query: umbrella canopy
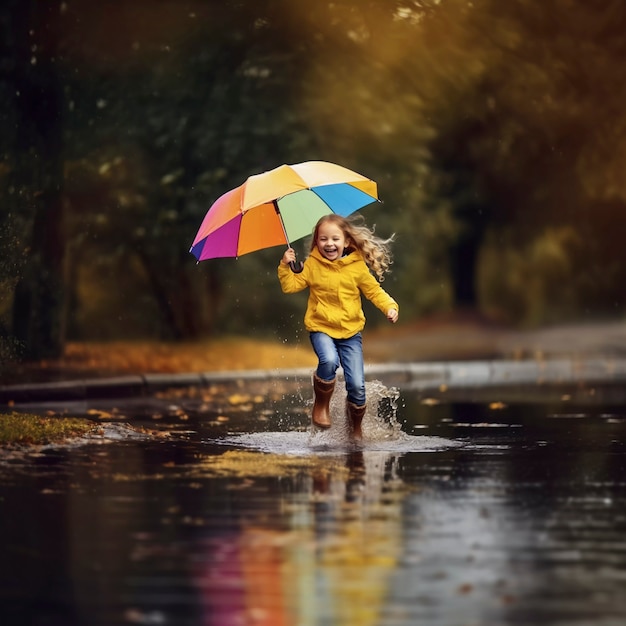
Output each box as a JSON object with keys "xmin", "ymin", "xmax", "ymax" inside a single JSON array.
[{"xmin": 190, "ymin": 161, "xmax": 379, "ymax": 261}]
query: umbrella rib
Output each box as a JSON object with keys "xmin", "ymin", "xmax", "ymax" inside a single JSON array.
[
  {"xmin": 308, "ymin": 187, "xmax": 333, "ymax": 212},
  {"xmin": 273, "ymin": 199, "xmax": 291, "ymax": 248}
]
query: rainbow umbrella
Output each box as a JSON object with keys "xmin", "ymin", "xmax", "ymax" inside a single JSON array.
[{"xmin": 190, "ymin": 161, "xmax": 379, "ymax": 268}]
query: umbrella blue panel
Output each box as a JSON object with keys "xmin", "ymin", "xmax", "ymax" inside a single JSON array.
[
  {"xmin": 312, "ymin": 183, "xmax": 377, "ymax": 216},
  {"xmin": 189, "ymin": 239, "xmax": 205, "ymax": 261}
]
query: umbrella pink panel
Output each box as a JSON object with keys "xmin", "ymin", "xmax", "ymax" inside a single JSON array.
[
  {"xmin": 192, "ymin": 185, "xmax": 244, "ymax": 246},
  {"xmin": 190, "ymin": 216, "xmax": 242, "ymax": 260}
]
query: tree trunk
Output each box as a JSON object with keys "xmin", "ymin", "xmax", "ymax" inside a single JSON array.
[
  {"xmin": 135, "ymin": 249, "xmax": 222, "ymax": 340},
  {"xmin": 10, "ymin": 0, "xmax": 67, "ymax": 359},
  {"xmin": 448, "ymin": 206, "xmax": 488, "ymax": 310},
  {"xmin": 449, "ymin": 232, "xmax": 480, "ymax": 308}
]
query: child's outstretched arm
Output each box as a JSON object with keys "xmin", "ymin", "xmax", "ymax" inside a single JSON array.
[{"xmin": 357, "ymin": 269, "xmax": 399, "ymax": 323}]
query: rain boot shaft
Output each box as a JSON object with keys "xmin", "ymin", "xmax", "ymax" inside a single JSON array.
[
  {"xmin": 312, "ymin": 374, "xmax": 335, "ymax": 429},
  {"xmin": 347, "ymin": 401, "xmax": 366, "ymax": 440}
]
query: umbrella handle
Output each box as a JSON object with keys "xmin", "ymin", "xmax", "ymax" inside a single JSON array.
[{"xmin": 289, "ymin": 260, "xmax": 304, "ymax": 273}]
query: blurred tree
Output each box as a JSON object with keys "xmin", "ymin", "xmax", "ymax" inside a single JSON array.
[
  {"xmin": 5, "ymin": 0, "xmax": 67, "ymax": 358},
  {"xmin": 60, "ymin": 0, "xmax": 333, "ymax": 340},
  {"xmin": 416, "ymin": 0, "xmax": 626, "ymax": 319}
]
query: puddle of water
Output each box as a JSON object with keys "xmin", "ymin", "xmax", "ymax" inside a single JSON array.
[{"xmin": 2, "ymin": 380, "xmax": 626, "ymax": 625}]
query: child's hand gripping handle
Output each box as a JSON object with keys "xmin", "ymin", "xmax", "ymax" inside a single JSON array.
[{"xmin": 282, "ymin": 248, "xmax": 304, "ymax": 273}]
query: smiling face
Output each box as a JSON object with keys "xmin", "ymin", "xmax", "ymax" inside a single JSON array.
[{"xmin": 315, "ymin": 219, "xmax": 349, "ymax": 261}]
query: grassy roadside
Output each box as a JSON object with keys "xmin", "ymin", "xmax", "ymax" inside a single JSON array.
[
  {"xmin": 0, "ymin": 337, "xmax": 317, "ymax": 449},
  {"xmin": 0, "ymin": 412, "xmax": 96, "ymax": 447}
]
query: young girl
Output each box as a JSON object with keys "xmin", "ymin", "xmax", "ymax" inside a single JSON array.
[{"xmin": 278, "ymin": 214, "xmax": 399, "ymax": 440}]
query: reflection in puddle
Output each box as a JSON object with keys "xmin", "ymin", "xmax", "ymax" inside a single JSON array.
[
  {"xmin": 194, "ymin": 448, "xmax": 408, "ymax": 626},
  {"xmin": 202, "ymin": 449, "xmax": 350, "ymax": 479}
]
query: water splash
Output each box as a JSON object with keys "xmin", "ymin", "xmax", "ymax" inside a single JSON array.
[
  {"xmin": 308, "ymin": 379, "xmax": 403, "ymax": 448},
  {"xmin": 218, "ymin": 380, "xmax": 459, "ymax": 453}
]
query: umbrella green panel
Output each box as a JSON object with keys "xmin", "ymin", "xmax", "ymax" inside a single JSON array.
[
  {"xmin": 279, "ymin": 190, "xmax": 332, "ymax": 243},
  {"xmin": 278, "ymin": 184, "xmax": 379, "ymax": 244}
]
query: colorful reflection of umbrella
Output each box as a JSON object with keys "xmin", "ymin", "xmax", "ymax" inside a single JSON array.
[{"xmin": 189, "ymin": 161, "xmax": 379, "ymax": 265}]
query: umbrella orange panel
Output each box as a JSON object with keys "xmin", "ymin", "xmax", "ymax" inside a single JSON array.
[{"xmin": 237, "ymin": 202, "xmax": 287, "ymax": 256}]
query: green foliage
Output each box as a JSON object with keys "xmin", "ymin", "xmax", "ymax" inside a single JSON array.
[{"xmin": 403, "ymin": 0, "xmax": 626, "ymax": 321}]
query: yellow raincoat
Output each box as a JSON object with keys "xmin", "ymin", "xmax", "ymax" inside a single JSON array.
[{"xmin": 277, "ymin": 247, "xmax": 398, "ymax": 339}]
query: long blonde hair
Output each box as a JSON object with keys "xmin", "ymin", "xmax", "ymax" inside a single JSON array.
[{"xmin": 310, "ymin": 214, "xmax": 394, "ymax": 282}]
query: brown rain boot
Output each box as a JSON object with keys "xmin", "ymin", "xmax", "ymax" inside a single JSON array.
[
  {"xmin": 347, "ymin": 401, "xmax": 367, "ymax": 440},
  {"xmin": 312, "ymin": 374, "xmax": 335, "ymax": 429}
]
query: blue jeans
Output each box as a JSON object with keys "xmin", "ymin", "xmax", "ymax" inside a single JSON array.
[{"xmin": 309, "ymin": 332, "xmax": 366, "ymax": 406}]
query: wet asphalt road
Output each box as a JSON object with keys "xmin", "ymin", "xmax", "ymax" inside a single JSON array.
[{"xmin": 1, "ymin": 375, "xmax": 626, "ymax": 626}]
